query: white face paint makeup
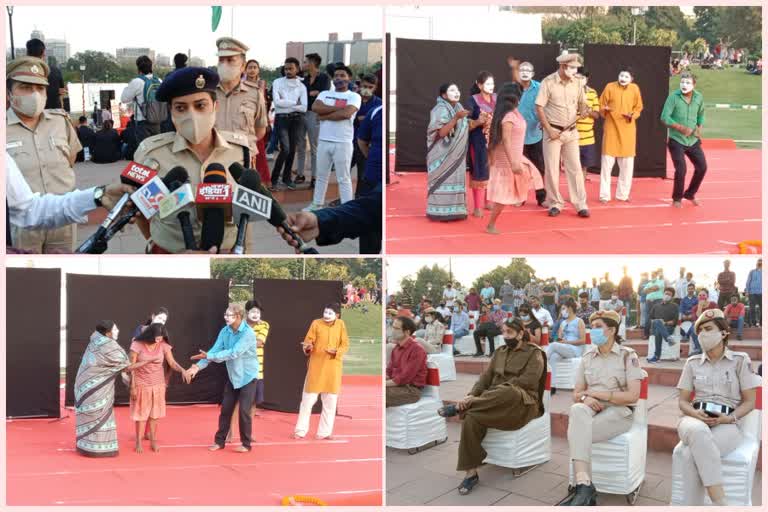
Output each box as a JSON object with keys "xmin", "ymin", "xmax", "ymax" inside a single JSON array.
[
  {"xmin": 247, "ymin": 308, "xmax": 261, "ymax": 323},
  {"xmin": 323, "ymin": 308, "xmax": 337, "ymax": 322},
  {"xmin": 519, "ymin": 66, "xmax": 534, "ymax": 81},
  {"xmin": 618, "ymin": 71, "xmax": 633, "ymax": 86},
  {"xmin": 564, "ymin": 65, "xmax": 579, "ymax": 78},
  {"xmin": 152, "ymin": 313, "xmax": 167, "ymax": 325},
  {"xmin": 446, "ymin": 85, "xmax": 460, "ymax": 102},
  {"xmin": 680, "ymin": 78, "xmax": 694, "ymax": 94},
  {"xmin": 110, "ymin": 326, "xmax": 120, "ymax": 340},
  {"xmin": 482, "ymin": 78, "xmax": 495, "ymax": 94}
]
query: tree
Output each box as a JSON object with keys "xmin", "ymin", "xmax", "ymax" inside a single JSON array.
[
  {"xmin": 693, "ymin": 7, "xmax": 719, "ymax": 45},
  {"xmin": 640, "ymin": 28, "xmax": 679, "ymax": 48},
  {"xmin": 472, "ymin": 258, "xmax": 536, "ymax": 292},
  {"xmin": 716, "ymin": 7, "xmax": 761, "ymax": 53},
  {"xmin": 645, "ymin": 6, "xmax": 689, "ymax": 39},
  {"xmin": 396, "ymin": 264, "xmax": 451, "ymax": 306},
  {"xmin": 681, "ymin": 38, "xmax": 709, "ymax": 59}
]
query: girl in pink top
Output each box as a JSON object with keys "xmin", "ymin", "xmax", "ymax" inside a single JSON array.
[
  {"xmin": 129, "ymin": 323, "xmax": 187, "ymax": 453},
  {"xmin": 486, "ymin": 82, "xmax": 545, "ymax": 234}
]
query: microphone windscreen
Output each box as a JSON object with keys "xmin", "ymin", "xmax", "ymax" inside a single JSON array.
[
  {"xmin": 203, "ymin": 163, "xmax": 227, "ymax": 183},
  {"xmin": 165, "ymin": 166, "xmax": 190, "ymax": 186},
  {"xmin": 228, "ymin": 162, "xmax": 246, "ymax": 184},
  {"xmin": 238, "ymin": 170, "xmax": 262, "ymax": 191}
]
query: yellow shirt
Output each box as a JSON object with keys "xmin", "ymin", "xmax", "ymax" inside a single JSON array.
[
  {"xmin": 576, "ymin": 87, "xmax": 599, "ymax": 146},
  {"xmin": 599, "ymin": 82, "xmax": 643, "ymax": 157},
  {"xmin": 250, "ymin": 320, "xmax": 270, "ymax": 380},
  {"xmin": 304, "ymin": 318, "xmax": 350, "ymax": 394}
]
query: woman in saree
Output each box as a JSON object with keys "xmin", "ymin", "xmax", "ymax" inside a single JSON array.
[
  {"xmin": 467, "ymin": 71, "xmax": 496, "ymax": 217},
  {"xmin": 427, "ymin": 83, "xmax": 487, "ymax": 221},
  {"xmin": 485, "ymin": 82, "xmax": 545, "ymax": 234},
  {"xmin": 74, "ymin": 320, "xmax": 148, "ymax": 457}
]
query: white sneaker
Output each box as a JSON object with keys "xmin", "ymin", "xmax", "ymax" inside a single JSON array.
[{"xmin": 302, "ymin": 203, "xmax": 323, "ymax": 212}]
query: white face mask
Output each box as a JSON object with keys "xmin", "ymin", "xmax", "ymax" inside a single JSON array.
[
  {"xmin": 680, "ymin": 79, "xmax": 694, "ymax": 94},
  {"xmin": 561, "ymin": 308, "xmax": 568, "ymax": 316},
  {"xmin": 152, "ymin": 313, "xmax": 167, "ymax": 325},
  {"xmin": 12, "ymin": 91, "xmax": 46, "ymax": 118},
  {"xmin": 425, "ymin": 316, "xmax": 433, "ymax": 324},
  {"xmin": 698, "ymin": 329, "xmax": 724, "ymax": 351},
  {"xmin": 482, "ymin": 78, "xmax": 495, "ymax": 94},
  {"xmin": 618, "ymin": 72, "xmax": 633, "ymax": 86},
  {"xmin": 217, "ymin": 62, "xmax": 242, "ymax": 82},
  {"xmin": 519, "ymin": 67, "xmax": 534, "ymax": 81},
  {"xmin": 247, "ymin": 309, "xmax": 261, "ymax": 323},
  {"xmin": 564, "ymin": 65, "xmax": 578, "ymax": 78},
  {"xmin": 323, "ymin": 309, "xmax": 337, "ymax": 322},
  {"xmin": 446, "ymin": 85, "xmax": 460, "ymax": 102},
  {"xmin": 173, "ymin": 111, "xmax": 216, "ymax": 144}
]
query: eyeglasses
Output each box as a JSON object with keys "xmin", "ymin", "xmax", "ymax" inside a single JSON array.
[{"xmin": 223, "ymin": 313, "xmax": 236, "ymax": 319}]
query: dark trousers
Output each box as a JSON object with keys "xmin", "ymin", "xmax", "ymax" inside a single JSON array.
[
  {"xmin": 474, "ymin": 323, "xmax": 501, "ymax": 355},
  {"xmin": 668, "ymin": 138, "xmax": 707, "ymax": 202},
  {"xmin": 136, "ymin": 120, "xmax": 160, "ymax": 145},
  {"xmin": 644, "ymin": 299, "xmax": 661, "ymax": 338},
  {"xmin": 524, "ymin": 140, "xmax": 545, "ymax": 177},
  {"xmin": 718, "ymin": 291, "xmax": 737, "ymax": 310},
  {"xmin": 352, "ymin": 141, "xmax": 367, "ymax": 195},
  {"xmin": 652, "ymin": 320, "xmax": 675, "ymax": 358},
  {"xmin": 215, "ymin": 378, "xmax": 258, "ymax": 449},
  {"xmin": 748, "ymin": 294, "xmax": 762, "ymax": 326},
  {"xmin": 272, "ymin": 113, "xmax": 304, "ymax": 185}
]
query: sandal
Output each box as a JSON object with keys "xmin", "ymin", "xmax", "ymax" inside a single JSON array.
[
  {"xmin": 437, "ymin": 404, "xmax": 459, "ymax": 418},
  {"xmin": 458, "ymin": 474, "xmax": 479, "ymax": 495}
]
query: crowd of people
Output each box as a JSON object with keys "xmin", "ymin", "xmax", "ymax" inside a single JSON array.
[
  {"xmin": 385, "ymin": 287, "xmax": 762, "ymax": 505},
  {"xmin": 74, "ymin": 301, "xmax": 349, "ymax": 456},
  {"xmin": 6, "ymin": 36, "xmax": 382, "ymax": 254},
  {"xmin": 425, "ymin": 50, "xmax": 713, "ymax": 233}
]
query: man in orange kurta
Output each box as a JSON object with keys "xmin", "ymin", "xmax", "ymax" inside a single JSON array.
[
  {"xmin": 294, "ymin": 303, "xmax": 350, "ymax": 439},
  {"xmin": 598, "ymin": 67, "xmax": 643, "ymax": 203}
]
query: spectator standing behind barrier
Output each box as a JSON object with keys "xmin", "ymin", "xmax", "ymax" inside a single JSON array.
[
  {"xmin": 717, "ymin": 260, "xmax": 737, "ymax": 309},
  {"xmin": 642, "ymin": 271, "xmax": 665, "ymax": 339},
  {"xmin": 296, "ymin": 53, "xmax": 331, "ymax": 187},
  {"xmin": 745, "ymin": 259, "xmax": 762, "ymax": 327},
  {"xmin": 386, "ymin": 316, "xmax": 428, "ymax": 408},
  {"xmin": 675, "ymin": 309, "xmax": 760, "ymax": 506}
]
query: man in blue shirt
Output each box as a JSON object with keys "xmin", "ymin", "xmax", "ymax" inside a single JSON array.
[
  {"xmin": 679, "ymin": 282, "xmax": 698, "ymax": 344},
  {"xmin": 353, "ymin": 74, "xmax": 382, "ymax": 193},
  {"xmin": 450, "ymin": 301, "xmax": 471, "ymax": 341},
  {"xmin": 188, "ymin": 304, "xmax": 259, "ymax": 453},
  {"xmin": 745, "ymin": 258, "xmax": 762, "ymax": 327},
  {"xmin": 518, "ymin": 61, "xmax": 546, "ymax": 206}
]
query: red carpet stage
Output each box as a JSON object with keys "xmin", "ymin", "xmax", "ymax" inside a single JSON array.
[
  {"xmin": 386, "ymin": 142, "xmax": 761, "ymax": 254},
  {"xmin": 6, "ymin": 376, "xmax": 382, "ymax": 506}
]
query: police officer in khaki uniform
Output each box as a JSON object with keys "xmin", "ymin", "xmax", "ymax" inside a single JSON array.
[
  {"xmin": 535, "ymin": 52, "xmax": 590, "ymax": 218},
  {"xmin": 6, "ymin": 57, "xmax": 83, "ymax": 253},
  {"xmin": 675, "ymin": 308, "xmax": 760, "ymax": 506},
  {"xmin": 437, "ymin": 318, "xmax": 546, "ymax": 496},
  {"xmin": 214, "ymin": 37, "xmax": 267, "ymax": 170},
  {"xmin": 561, "ymin": 310, "xmax": 645, "ymax": 506},
  {"xmin": 133, "ymin": 67, "xmax": 250, "ymax": 254}
]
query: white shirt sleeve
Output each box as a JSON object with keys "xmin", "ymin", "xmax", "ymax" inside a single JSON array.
[
  {"xmin": 272, "ymin": 79, "xmax": 296, "ymax": 109},
  {"xmin": 120, "ymin": 77, "xmax": 144, "ymax": 105},
  {"xmin": 294, "ymin": 83, "xmax": 308, "ymax": 113},
  {"xmin": 7, "ymin": 152, "xmax": 95, "ymax": 230},
  {"xmin": 348, "ymin": 92, "xmax": 362, "ymax": 112}
]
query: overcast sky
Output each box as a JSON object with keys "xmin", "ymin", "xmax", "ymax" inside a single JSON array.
[{"xmin": 5, "ymin": 5, "xmax": 383, "ymax": 67}]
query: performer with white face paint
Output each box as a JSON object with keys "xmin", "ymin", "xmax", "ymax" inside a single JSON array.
[
  {"xmin": 598, "ymin": 66, "xmax": 644, "ymax": 203},
  {"xmin": 660, "ymin": 72, "xmax": 708, "ymax": 208},
  {"xmin": 294, "ymin": 303, "xmax": 350, "ymax": 439},
  {"xmin": 467, "ymin": 71, "xmax": 496, "ymax": 217}
]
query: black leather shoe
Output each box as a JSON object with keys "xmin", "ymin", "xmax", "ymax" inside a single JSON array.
[
  {"xmin": 569, "ymin": 483, "xmax": 597, "ymax": 506},
  {"xmin": 548, "ymin": 207, "xmax": 561, "ymax": 217},
  {"xmin": 536, "ymin": 189, "xmax": 547, "ymax": 206},
  {"xmin": 551, "ymin": 386, "xmax": 557, "ymax": 396},
  {"xmin": 577, "ymin": 209, "xmax": 590, "ymax": 218}
]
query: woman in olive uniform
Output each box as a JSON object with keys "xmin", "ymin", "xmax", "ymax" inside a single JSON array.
[
  {"xmin": 560, "ymin": 310, "xmax": 644, "ymax": 506},
  {"xmin": 675, "ymin": 308, "xmax": 760, "ymax": 505}
]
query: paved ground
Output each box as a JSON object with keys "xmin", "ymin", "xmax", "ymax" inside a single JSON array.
[
  {"xmin": 73, "ymin": 160, "xmax": 359, "ymax": 254},
  {"xmin": 386, "ymin": 423, "xmax": 762, "ymax": 506}
]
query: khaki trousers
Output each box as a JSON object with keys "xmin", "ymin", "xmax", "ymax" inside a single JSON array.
[
  {"xmin": 386, "ymin": 385, "xmax": 422, "ymax": 408},
  {"xmin": 567, "ymin": 403, "xmax": 634, "ymax": 463},
  {"xmin": 12, "ymin": 224, "xmax": 76, "ymax": 253},
  {"xmin": 543, "ymin": 129, "xmax": 587, "ymax": 211},
  {"xmin": 676, "ymin": 416, "xmax": 744, "ymax": 505}
]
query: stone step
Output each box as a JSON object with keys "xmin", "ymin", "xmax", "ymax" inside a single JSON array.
[
  {"xmin": 439, "ymin": 373, "xmax": 762, "ymax": 469},
  {"xmin": 625, "ymin": 339, "xmax": 762, "ymax": 360},
  {"xmin": 625, "ymin": 327, "xmax": 762, "ymax": 341}
]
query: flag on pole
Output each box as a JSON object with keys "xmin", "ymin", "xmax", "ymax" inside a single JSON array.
[{"xmin": 211, "ymin": 6, "xmax": 222, "ymax": 32}]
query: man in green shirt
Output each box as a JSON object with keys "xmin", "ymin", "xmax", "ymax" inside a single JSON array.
[
  {"xmin": 660, "ymin": 73, "xmax": 707, "ymax": 208},
  {"xmin": 642, "ymin": 271, "xmax": 666, "ymax": 339}
]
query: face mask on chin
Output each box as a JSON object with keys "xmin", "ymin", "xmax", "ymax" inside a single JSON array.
[
  {"xmin": 698, "ymin": 329, "xmax": 724, "ymax": 351},
  {"xmin": 173, "ymin": 111, "xmax": 216, "ymax": 144},
  {"xmin": 12, "ymin": 91, "xmax": 46, "ymax": 118}
]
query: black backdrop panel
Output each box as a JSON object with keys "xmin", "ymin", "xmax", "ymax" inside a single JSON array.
[
  {"xmin": 395, "ymin": 38, "xmax": 560, "ymax": 171},
  {"xmin": 256, "ymin": 278, "xmax": 343, "ymax": 413},
  {"xmin": 7, "ymin": 268, "xmax": 61, "ymax": 418},
  {"xmin": 65, "ymin": 274, "xmax": 229, "ymax": 406},
  {"xmin": 584, "ymin": 44, "xmax": 670, "ymax": 178}
]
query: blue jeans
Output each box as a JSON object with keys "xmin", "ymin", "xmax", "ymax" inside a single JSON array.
[
  {"xmin": 266, "ymin": 116, "xmax": 280, "ymax": 153},
  {"xmin": 651, "ymin": 319, "xmax": 674, "ymax": 358},
  {"xmin": 501, "ymin": 304, "xmax": 513, "ymax": 312},
  {"xmin": 729, "ymin": 318, "xmax": 744, "ymax": 338},
  {"xmin": 453, "ymin": 327, "xmax": 470, "ymax": 339},
  {"xmin": 685, "ymin": 324, "xmax": 702, "ymax": 353}
]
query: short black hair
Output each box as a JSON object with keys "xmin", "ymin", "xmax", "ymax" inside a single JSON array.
[
  {"xmin": 95, "ymin": 320, "xmax": 116, "ymax": 336},
  {"xmin": 26, "ymin": 38, "xmax": 45, "ymax": 58},
  {"xmin": 173, "ymin": 53, "xmax": 188, "ymax": 69},
  {"xmin": 246, "ymin": 59, "xmax": 260, "ymax": 69},
  {"xmin": 324, "ymin": 302, "xmax": 341, "ymax": 316},
  {"xmin": 136, "ymin": 55, "xmax": 153, "ymax": 75},
  {"xmin": 396, "ymin": 316, "xmax": 417, "ymax": 336},
  {"xmin": 476, "ymin": 70, "xmax": 493, "ymax": 85},
  {"xmin": 438, "ymin": 83, "xmax": 455, "ymax": 96},
  {"xmin": 78, "ymin": 116, "xmax": 88, "ymax": 123},
  {"xmin": 305, "ymin": 53, "xmax": 322, "ymax": 67},
  {"xmin": 361, "ymin": 73, "xmax": 378, "ymax": 85},
  {"xmin": 618, "ymin": 64, "xmax": 634, "ymax": 77},
  {"xmin": 664, "ymin": 287, "xmax": 676, "ymax": 296},
  {"xmin": 245, "ymin": 299, "xmax": 262, "ymax": 312},
  {"xmin": 284, "ymin": 57, "xmax": 300, "ymax": 68},
  {"xmin": 578, "ymin": 291, "xmax": 589, "ymax": 299},
  {"xmin": 333, "ymin": 65, "xmax": 352, "ymax": 78}
]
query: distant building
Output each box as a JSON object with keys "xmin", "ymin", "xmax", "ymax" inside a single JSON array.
[
  {"xmin": 156, "ymin": 54, "xmax": 171, "ymax": 67},
  {"xmin": 189, "ymin": 56, "xmax": 206, "ymax": 67},
  {"xmin": 286, "ymin": 32, "xmax": 382, "ymax": 68},
  {"xmin": 45, "ymin": 39, "xmax": 70, "ymax": 65},
  {"xmin": 116, "ymin": 47, "xmax": 156, "ymax": 65}
]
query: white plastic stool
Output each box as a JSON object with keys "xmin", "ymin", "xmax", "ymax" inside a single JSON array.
[
  {"xmin": 483, "ymin": 369, "xmax": 552, "ymax": 469},
  {"xmin": 386, "ymin": 364, "xmax": 448, "ymax": 454},
  {"xmin": 670, "ymin": 385, "xmax": 762, "ymax": 505},
  {"xmin": 569, "ymin": 373, "xmax": 649, "ymax": 505},
  {"xmin": 427, "ymin": 331, "xmax": 456, "ymax": 381},
  {"xmin": 552, "ymin": 332, "xmax": 591, "ymax": 390},
  {"xmin": 647, "ymin": 324, "xmax": 682, "ymax": 361}
]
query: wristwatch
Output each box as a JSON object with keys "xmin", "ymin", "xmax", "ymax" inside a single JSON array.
[
  {"xmin": 580, "ymin": 394, "xmax": 587, "ymax": 402},
  {"xmin": 93, "ymin": 186, "xmax": 106, "ymax": 208}
]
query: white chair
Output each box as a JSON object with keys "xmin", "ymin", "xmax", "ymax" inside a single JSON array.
[
  {"xmin": 483, "ymin": 368, "xmax": 552, "ymax": 469},
  {"xmin": 670, "ymin": 385, "xmax": 762, "ymax": 506},
  {"xmin": 569, "ymin": 373, "xmax": 649, "ymax": 505},
  {"xmin": 386, "ymin": 364, "xmax": 448, "ymax": 454},
  {"xmin": 552, "ymin": 332, "xmax": 591, "ymax": 390},
  {"xmin": 647, "ymin": 323, "xmax": 682, "ymax": 361},
  {"xmin": 427, "ymin": 331, "xmax": 456, "ymax": 382}
]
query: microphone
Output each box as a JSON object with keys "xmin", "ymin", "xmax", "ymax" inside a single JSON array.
[
  {"xmin": 158, "ymin": 166, "xmax": 197, "ymax": 251},
  {"xmin": 231, "ymin": 169, "xmax": 273, "ymax": 254},
  {"xmin": 196, "ymin": 163, "xmax": 232, "ymax": 252},
  {"xmin": 229, "ymin": 163, "xmax": 319, "ymax": 254},
  {"xmin": 228, "ymin": 163, "xmax": 245, "ymax": 184}
]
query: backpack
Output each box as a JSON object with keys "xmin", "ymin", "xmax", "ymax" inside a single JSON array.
[{"xmin": 137, "ymin": 75, "xmax": 168, "ymax": 124}]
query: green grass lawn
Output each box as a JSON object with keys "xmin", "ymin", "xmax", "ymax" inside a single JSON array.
[
  {"xmin": 669, "ymin": 66, "xmax": 761, "ymax": 148},
  {"xmin": 342, "ymin": 302, "xmax": 382, "ymax": 376}
]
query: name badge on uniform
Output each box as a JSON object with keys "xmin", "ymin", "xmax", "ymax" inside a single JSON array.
[{"xmin": 6, "ymin": 140, "xmax": 22, "ymax": 150}]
